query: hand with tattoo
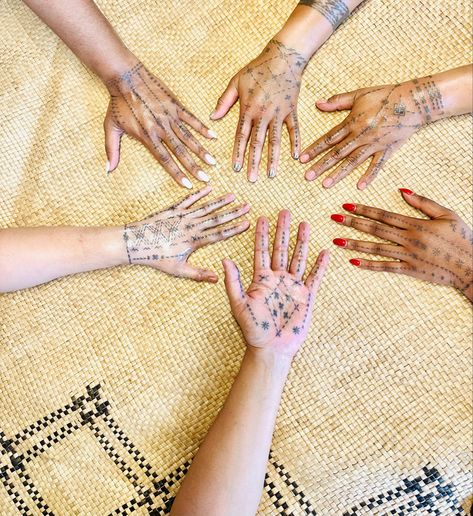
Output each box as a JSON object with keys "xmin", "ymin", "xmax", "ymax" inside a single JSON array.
[
  {"xmin": 211, "ymin": 40, "xmax": 308, "ymax": 181},
  {"xmin": 105, "ymin": 62, "xmax": 218, "ymax": 188},
  {"xmin": 300, "ymin": 65, "xmax": 473, "ymax": 190},
  {"xmin": 124, "ymin": 186, "xmax": 250, "ymax": 282},
  {"xmin": 331, "ymin": 189, "xmax": 473, "ymax": 301},
  {"xmin": 223, "ymin": 211, "xmax": 330, "ymax": 358}
]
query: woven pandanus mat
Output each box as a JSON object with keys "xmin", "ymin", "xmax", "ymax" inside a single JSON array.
[{"xmin": 0, "ymin": 0, "xmax": 472, "ymax": 514}]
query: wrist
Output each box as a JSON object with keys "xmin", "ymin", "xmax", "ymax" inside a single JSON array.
[
  {"xmin": 95, "ymin": 226, "xmax": 129, "ymax": 267},
  {"xmin": 243, "ymin": 346, "xmax": 293, "ymax": 380},
  {"xmin": 101, "ymin": 51, "xmax": 141, "ymax": 89},
  {"xmin": 274, "ymin": 5, "xmax": 332, "ymax": 60}
]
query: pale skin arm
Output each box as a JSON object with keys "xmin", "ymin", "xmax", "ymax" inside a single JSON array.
[
  {"xmin": 0, "ymin": 188, "xmax": 249, "ymax": 293},
  {"xmin": 22, "ymin": 0, "xmax": 217, "ymax": 187},
  {"xmin": 171, "ymin": 212, "xmax": 330, "ymax": 515}
]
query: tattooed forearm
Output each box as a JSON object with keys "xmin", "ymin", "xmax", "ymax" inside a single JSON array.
[{"xmin": 299, "ymin": 0, "xmax": 350, "ymax": 30}]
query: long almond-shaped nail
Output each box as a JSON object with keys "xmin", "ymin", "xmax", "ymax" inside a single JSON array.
[
  {"xmin": 333, "ymin": 238, "xmax": 347, "ymax": 247},
  {"xmin": 331, "ymin": 214, "xmax": 345, "ymax": 223},
  {"xmin": 197, "ymin": 170, "xmax": 210, "ymax": 182},
  {"xmin": 204, "ymin": 154, "xmax": 217, "ymax": 165},
  {"xmin": 342, "ymin": 203, "xmax": 356, "ymax": 212},
  {"xmin": 182, "ymin": 177, "xmax": 193, "ymax": 189},
  {"xmin": 349, "ymin": 259, "xmax": 361, "ymax": 267},
  {"xmin": 208, "ymin": 129, "xmax": 218, "ymax": 139},
  {"xmin": 399, "ymin": 188, "xmax": 414, "ymax": 195}
]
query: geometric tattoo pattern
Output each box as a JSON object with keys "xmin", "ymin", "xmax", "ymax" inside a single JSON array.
[
  {"xmin": 0, "ymin": 384, "xmax": 468, "ymax": 515},
  {"xmin": 299, "ymin": 0, "xmax": 350, "ymax": 30}
]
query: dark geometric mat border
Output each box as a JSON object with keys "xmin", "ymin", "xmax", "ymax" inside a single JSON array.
[{"xmin": 0, "ymin": 384, "xmax": 468, "ymax": 515}]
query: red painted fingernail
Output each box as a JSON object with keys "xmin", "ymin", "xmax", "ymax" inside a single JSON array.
[
  {"xmin": 349, "ymin": 259, "xmax": 361, "ymax": 267},
  {"xmin": 333, "ymin": 238, "xmax": 347, "ymax": 247},
  {"xmin": 399, "ymin": 188, "xmax": 414, "ymax": 195},
  {"xmin": 331, "ymin": 214, "xmax": 345, "ymax": 223},
  {"xmin": 342, "ymin": 203, "xmax": 356, "ymax": 212}
]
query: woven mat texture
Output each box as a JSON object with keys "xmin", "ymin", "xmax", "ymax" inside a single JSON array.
[{"xmin": 0, "ymin": 0, "xmax": 472, "ymax": 514}]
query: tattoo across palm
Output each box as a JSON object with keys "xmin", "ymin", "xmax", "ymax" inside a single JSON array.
[
  {"xmin": 124, "ymin": 187, "xmax": 250, "ymax": 282},
  {"xmin": 224, "ymin": 212, "xmax": 330, "ymax": 357}
]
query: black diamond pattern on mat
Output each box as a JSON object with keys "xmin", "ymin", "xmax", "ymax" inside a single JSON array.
[
  {"xmin": 0, "ymin": 384, "xmax": 468, "ymax": 515},
  {"xmin": 343, "ymin": 465, "xmax": 465, "ymax": 515}
]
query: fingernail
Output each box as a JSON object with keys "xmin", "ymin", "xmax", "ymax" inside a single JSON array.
[
  {"xmin": 399, "ymin": 188, "xmax": 414, "ymax": 195},
  {"xmin": 317, "ymin": 99, "xmax": 328, "ymax": 104},
  {"xmin": 323, "ymin": 177, "xmax": 334, "ymax": 188},
  {"xmin": 305, "ymin": 171, "xmax": 315, "ymax": 181},
  {"xmin": 233, "ymin": 162, "xmax": 242, "ymax": 172},
  {"xmin": 182, "ymin": 177, "xmax": 193, "ymax": 189},
  {"xmin": 333, "ymin": 238, "xmax": 347, "ymax": 248},
  {"xmin": 292, "ymin": 152, "xmax": 299, "ymax": 160},
  {"xmin": 204, "ymin": 153, "xmax": 217, "ymax": 166},
  {"xmin": 268, "ymin": 168, "xmax": 276, "ymax": 178},
  {"xmin": 349, "ymin": 259, "xmax": 361, "ymax": 267},
  {"xmin": 209, "ymin": 111, "xmax": 217, "ymax": 120},
  {"xmin": 331, "ymin": 214, "xmax": 345, "ymax": 223},
  {"xmin": 299, "ymin": 154, "xmax": 309, "ymax": 163},
  {"xmin": 105, "ymin": 160, "xmax": 110, "ymax": 175},
  {"xmin": 358, "ymin": 181, "xmax": 367, "ymax": 191},
  {"xmin": 208, "ymin": 129, "xmax": 218, "ymax": 139},
  {"xmin": 197, "ymin": 170, "xmax": 210, "ymax": 182},
  {"xmin": 249, "ymin": 175, "xmax": 257, "ymax": 184},
  {"xmin": 342, "ymin": 203, "xmax": 356, "ymax": 212}
]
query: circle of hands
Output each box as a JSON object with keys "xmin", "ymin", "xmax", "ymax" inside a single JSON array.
[
  {"xmin": 331, "ymin": 190, "xmax": 473, "ymax": 300},
  {"xmin": 124, "ymin": 186, "xmax": 249, "ymax": 282},
  {"xmin": 300, "ymin": 78, "xmax": 442, "ymax": 190},
  {"xmin": 211, "ymin": 39, "xmax": 307, "ymax": 181},
  {"xmin": 223, "ymin": 211, "xmax": 330, "ymax": 358}
]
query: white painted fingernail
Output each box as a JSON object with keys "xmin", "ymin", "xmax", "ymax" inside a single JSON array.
[
  {"xmin": 182, "ymin": 177, "xmax": 193, "ymax": 189},
  {"xmin": 105, "ymin": 160, "xmax": 110, "ymax": 175},
  {"xmin": 208, "ymin": 129, "xmax": 218, "ymax": 139},
  {"xmin": 204, "ymin": 153, "xmax": 217, "ymax": 165},
  {"xmin": 268, "ymin": 168, "xmax": 276, "ymax": 178},
  {"xmin": 233, "ymin": 162, "xmax": 242, "ymax": 172},
  {"xmin": 197, "ymin": 170, "xmax": 210, "ymax": 182}
]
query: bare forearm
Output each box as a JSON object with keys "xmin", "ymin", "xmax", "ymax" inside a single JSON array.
[
  {"xmin": 275, "ymin": 0, "xmax": 365, "ymax": 58},
  {"xmin": 171, "ymin": 349, "xmax": 291, "ymax": 516},
  {"xmin": 22, "ymin": 0, "xmax": 137, "ymax": 82},
  {"xmin": 0, "ymin": 226, "xmax": 125, "ymax": 292}
]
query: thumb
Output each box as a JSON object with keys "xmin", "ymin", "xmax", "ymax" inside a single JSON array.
[
  {"xmin": 210, "ymin": 79, "xmax": 239, "ymax": 120},
  {"xmin": 222, "ymin": 259, "xmax": 245, "ymax": 305},
  {"xmin": 178, "ymin": 263, "xmax": 218, "ymax": 283},
  {"xmin": 316, "ymin": 90, "xmax": 357, "ymax": 111},
  {"xmin": 104, "ymin": 107, "xmax": 123, "ymax": 174},
  {"xmin": 399, "ymin": 188, "xmax": 454, "ymax": 219}
]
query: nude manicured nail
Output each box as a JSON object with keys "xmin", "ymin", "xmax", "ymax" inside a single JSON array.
[
  {"xmin": 333, "ymin": 238, "xmax": 347, "ymax": 247},
  {"xmin": 358, "ymin": 181, "xmax": 367, "ymax": 190},
  {"xmin": 306, "ymin": 171, "xmax": 315, "ymax": 181},
  {"xmin": 299, "ymin": 153, "xmax": 309, "ymax": 163},
  {"xmin": 349, "ymin": 259, "xmax": 361, "ymax": 267},
  {"xmin": 197, "ymin": 170, "xmax": 210, "ymax": 182},
  {"xmin": 205, "ymin": 153, "xmax": 217, "ymax": 165},
  {"xmin": 182, "ymin": 177, "xmax": 193, "ymax": 189},
  {"xmin": 342, "ymin": 203, "xmax": 356, "ymax": 212},
  {"xmin": 323, "ymin": 177, "xmax": 334, "ymax": 188},
  {"xmin": 208, "ymin": 129, "xmax": 218, "ymax": 139},
  {"xmin": 331, "ymin": 214, "xmax": 345, "ymax": 223},
  {"xmin": 399, "ymin": 188, "xmax": 414, "ymax": 195}
]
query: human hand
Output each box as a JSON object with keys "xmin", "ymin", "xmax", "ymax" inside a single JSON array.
[
  {"xmin": 223, "ymin": 211, "xmax": 330, "ymax": 358},
  {"xmin": 300, "ymin": 77, "xmax": 446, "ymax": 190},
  {"xmin": 105, "ymin": 62, "xmax": 218, "ymax": 188},
  {"xmin": 331, "ymin": 188, "xmax": 473, "ymax": 301},
  {"xmin": 211, "ymin": 40, "xmax": 308, "ymax": 181},
  {"xmin": 123, "ymin": 187, "xmax": 250, "ymax": 282}
]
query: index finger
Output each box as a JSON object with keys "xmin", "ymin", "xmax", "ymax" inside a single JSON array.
[{"xmin": 254, "ymin": 216, "xmax": 270, "ymax": 272}]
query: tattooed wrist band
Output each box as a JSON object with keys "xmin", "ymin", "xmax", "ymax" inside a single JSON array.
[
  {"xmin": 299, "ymin": 0, "xmax": 350, "ymax": 30},
  {"xmin": 123, "ymin": 224, "xmax": 133, "ymax": 264}
]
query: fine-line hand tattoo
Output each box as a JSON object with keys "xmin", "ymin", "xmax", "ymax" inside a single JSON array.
[
  {"xmin": 299, "ymin": 0, "xmax": 350, "ymax": 29},
  {"xmin": 300, "ymin": 76, "xmax": 446, "ymax": 190},
  {"xmin": 123, "ymin": 186, "xmax": 250, "ymax": 282},
  {"xmin": 105, "ymin": 62, "xmax": 217, "ymax": 187},
  {"xmin": 223, "ymin": 211, "xmax": 330, "ymax": 358},
  {"xmin": 331, "ymin": 189, "xmax": 473, "ymax": 302},
  {"xmin": 211, "ymin": 40, "xmax": 308, "ymax": 181}
]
